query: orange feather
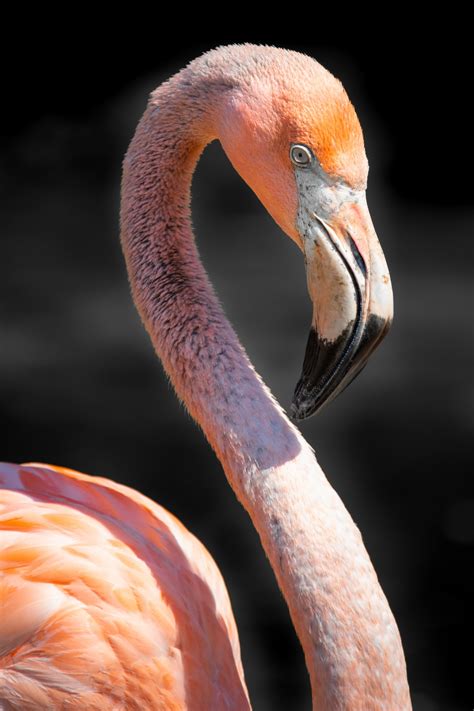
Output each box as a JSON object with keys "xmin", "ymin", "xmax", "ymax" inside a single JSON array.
[{"xmin": 0, "ymin": 462, "xmax": 250, "ymax": 709}]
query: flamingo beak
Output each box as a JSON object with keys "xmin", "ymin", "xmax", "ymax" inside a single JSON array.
[{"xmin": 291, "ymin": 193, "xmax": 393, "ymax": 420}]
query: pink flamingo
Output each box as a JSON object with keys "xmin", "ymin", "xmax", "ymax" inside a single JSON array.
[{"xmin": 0, "ymin": 45, "xmax": 410, "ymax": 709}]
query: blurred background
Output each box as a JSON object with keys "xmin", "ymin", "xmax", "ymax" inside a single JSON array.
[{"xmin": 1, "ymin": 23, "xmax": 472, "ymax": 711}]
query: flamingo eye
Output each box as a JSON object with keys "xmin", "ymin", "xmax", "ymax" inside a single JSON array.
[{"xmin": 290, "ymin": 144, "xmax": 313, "ymax": 167}]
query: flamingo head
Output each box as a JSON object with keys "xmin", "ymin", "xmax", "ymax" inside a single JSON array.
[{"xmin": 218, "ymin": 47, "xmax": 393, "ymax": 419}]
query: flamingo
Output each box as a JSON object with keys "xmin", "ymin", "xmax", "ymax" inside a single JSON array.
[{"xmin": 0, "ymin": 45, "xmax": 411, "ymax": 710}]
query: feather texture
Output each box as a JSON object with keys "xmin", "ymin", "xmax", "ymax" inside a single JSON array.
[{"xmin": 0, "ymin": 462, "xmax": 250, "ymax": 709}]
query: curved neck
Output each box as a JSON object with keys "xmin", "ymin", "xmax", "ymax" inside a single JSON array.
[{"xmin": 120, "ymin": 72, "xmax": 411, "ymax": 710}]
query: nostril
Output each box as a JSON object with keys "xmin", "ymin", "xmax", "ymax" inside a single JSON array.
[{"xmin": 349, "ymin": 235, "xmax": 367, "ymax": 278}]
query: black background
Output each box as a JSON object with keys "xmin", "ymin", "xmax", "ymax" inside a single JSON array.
[{"xmin": 1, "ymin": 20, "xmax": 472, "ymax": 711}]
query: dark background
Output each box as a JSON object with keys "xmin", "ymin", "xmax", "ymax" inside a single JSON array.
[{"xmin": 1, "ymin": 22, "xmax": 472, "ymax": 711}]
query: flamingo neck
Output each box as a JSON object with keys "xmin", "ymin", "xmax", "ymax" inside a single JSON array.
[{"xmin": 120, "ymin": 64, "xmax": 411, "ymax": 711}]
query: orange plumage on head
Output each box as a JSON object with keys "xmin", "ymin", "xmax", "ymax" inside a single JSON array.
[{"xmin": 219, "ymin": 48, "xmax": 367, "ymax": 246}]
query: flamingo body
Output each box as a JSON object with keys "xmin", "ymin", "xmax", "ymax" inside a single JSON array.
[
  {"xmin": 0, "ymin": 462, "xmax": 249, "ymax": 709},
  {"xmin": 1, "ymin": 44, "xmax": 411, "ymax": 710}
]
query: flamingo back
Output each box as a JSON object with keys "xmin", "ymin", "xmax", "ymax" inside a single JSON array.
[{"xmin": 0, "ymin": 462, "xmax": 250, "ymax": 710}]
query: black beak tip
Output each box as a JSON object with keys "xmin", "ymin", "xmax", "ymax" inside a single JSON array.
[
  {"xmin": 290, "ymin": 390, "xmax": 319, "ymax": 421},
  {"xmin": 290, "ymin": 324, "xmax": 351, "ymax": 421},
  {"xmin": 291, "ymin": 313, "xmax": 392, "ymax": 422},
  {"xmin": 290, "ymin": 402, "xmax": 306, "ymax": 421},
  {"xmin": 290, "ymin": 407, "xmax": 312, "ymax": 422}
]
